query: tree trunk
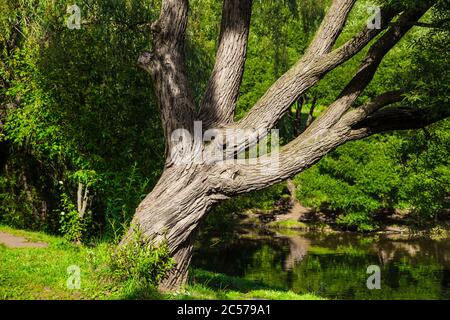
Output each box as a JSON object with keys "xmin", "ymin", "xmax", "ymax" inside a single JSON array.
[{"xmin": 125, "ymin": 166, "xmax": 219, "ymax": 291}]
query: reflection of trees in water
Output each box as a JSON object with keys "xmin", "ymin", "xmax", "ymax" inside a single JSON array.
[
  {"xmin": 374, "ymin": 238, "xmax": 450, "ymax": 267},
  {"xmin": 280, "ymin": 233, "xmax": 450, "ymax": 299},
  {"xmin": 284, "ymin": 236, "xmax": 311, "ymax": 270},
  {"xmin": 375, "ymin": 241, "xmax": 421, "ymax": 265},
  {"xmin": 193, "ymin": 231, "xmax": 450, "ymax": 299},
  {"xmin": 283, "ymin": 232, "xmax": 450, "ymax": 268},
  {"xmin": 191, "ymin": 237, "xmax": 289, "ymax": 277}
]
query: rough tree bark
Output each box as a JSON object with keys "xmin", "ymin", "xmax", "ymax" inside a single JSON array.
[{"xmin": 126, "ymin": 0, "xmax": 449, "ymax": 291}]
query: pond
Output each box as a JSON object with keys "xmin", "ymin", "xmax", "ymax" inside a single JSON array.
[{"xmin": 192, "ymin": 230, "xmax": 450, "ymax": 299}]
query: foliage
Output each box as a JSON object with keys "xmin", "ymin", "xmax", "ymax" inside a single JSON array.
[
  {"xmin": 295, "ymin": 120, "xmax": 450, "ymax": 231},
  {"xmin": 396, "ymin": 121, "xmax": 450, "ymax": 224},
  {"xmin": 295, "ymin": 136, "xmax": 400, "ymax": 231},
  {"xmin": 0, "ymin": 0, "xmax": 164, "ymax": 239},
  {"xmin": 109, "ymin": 228, "xmax": 174, "ymax": 288}
]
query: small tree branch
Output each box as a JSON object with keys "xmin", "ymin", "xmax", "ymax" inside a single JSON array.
[
  {"xmin": 199, "ymin": 0, "xmax": 253, "ymax": 128},
  {"xmin": 305, "ymin": 97, "xmax": 317, "ymax": 128},
  {"xmin": 80, "ymin": 186, "xmax": 89, "ymax": 218},
  {"xmin": 340, "ymin": 90, "xmax": 405, "ymax": 125},
  {"xmin": 351, "ymin": 106, "xmax": 450, "ymax": 136},
  {"xmin": 293, "ymin": 96, "xmax": 304, "ymax": 135},
  {"xmin": 77, "ymin": 182, "xmax": 83, "ymax": 214}
]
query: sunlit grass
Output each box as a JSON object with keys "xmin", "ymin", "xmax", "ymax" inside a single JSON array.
[
  {"xmin": 267, "ymin": 219, "xmax": 308, "ymax": 229},
  {"xmin": 0, "ymin": 226, "xmax": 322, "ymax": 300}
]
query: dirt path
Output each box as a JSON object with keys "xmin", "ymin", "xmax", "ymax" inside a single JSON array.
[
  {"xmin": 0, "ymin": 231, "xmax": 48, "ymax": 248},
  {"xmin": 276, "ymin": 180, "xmax": 312, "ymax": 222}
]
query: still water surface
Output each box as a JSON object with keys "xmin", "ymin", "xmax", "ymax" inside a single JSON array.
[{"xmin": 192, "ymin": 231, "xmax": 450, "ymax": 299}]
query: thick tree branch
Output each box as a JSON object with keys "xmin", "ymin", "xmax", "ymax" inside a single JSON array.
[
  {"xmin": 215, "ymin": 124, "xmax": 362, "ymax": 194},
  {"xmin": 199, "ymin": 0, "xmax": 252, "ymax": 128},
  {"xmin": 351, "ymin": 106, "xmax": 450, "ymax": 136},
  {"xmin": 138, "ymin": 0, "xmax": 196, "ymax": 154},
  {"xmin": 216, "ymin": 104, "xmax": 449, "ymax": 195}
]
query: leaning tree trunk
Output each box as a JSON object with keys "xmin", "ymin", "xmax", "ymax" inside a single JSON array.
[{"xmin": 126, "ymin": 166, "xmax": 217, "ymax": 290}]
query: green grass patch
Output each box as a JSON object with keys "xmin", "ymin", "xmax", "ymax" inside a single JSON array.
[
  {"xmin": 174, "ymin": 270, "xmax": 322, "ymax": 300},
  {"xmin": 0, "ymin": 225, "xmax": 113, "ymax": 299},
  {"xmin": 267, "ymin": 219, "xmax": 308, "ymax": 230},
  {"xmin": 0, "ymin": 226, "xmax": 322, "ymax": 300}
]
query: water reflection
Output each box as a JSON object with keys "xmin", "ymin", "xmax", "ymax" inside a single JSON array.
[
  {"xmin": 192, "ymin": 230, "xmax": 450, "ymax": 299},
  {"xmin": 285, "ymin": 236, "xmax": 310, "ymax": 270}
]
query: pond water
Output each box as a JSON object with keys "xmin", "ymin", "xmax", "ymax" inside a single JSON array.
[{"xmin": 192, "ymin": 230, "xmax": 450, "ymax": 299}]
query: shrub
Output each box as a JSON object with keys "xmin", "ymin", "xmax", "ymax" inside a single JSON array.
[
  {"xmin": 109, "ymin": 229, "xmax": 175, "ymax": 288},
  {"xmin": 294, "ymin": 136, "xmax": 401, "ymax": 232},
  {"xmin": 336, "ymin": 212, "xmax": 377, "ymax": 232}
]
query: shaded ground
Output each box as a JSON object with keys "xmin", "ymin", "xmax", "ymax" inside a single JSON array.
[{"xmin": 0, "ymin": 231, "xmax": 48, "ymax": 248}]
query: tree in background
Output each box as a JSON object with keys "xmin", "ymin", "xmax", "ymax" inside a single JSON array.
[{"xmin": 0, "ymin": 0, "xmax": 165, "ymax": 238}]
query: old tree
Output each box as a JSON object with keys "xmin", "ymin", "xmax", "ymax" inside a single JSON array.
[{"xmin": 126, "ymin": 0, "xmax": 450, "ymax": 290}]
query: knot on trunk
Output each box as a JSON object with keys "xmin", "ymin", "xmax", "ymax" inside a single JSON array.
[{"xmin": 138, "ymin": 51, "xmax": 154, "ymax": 72}]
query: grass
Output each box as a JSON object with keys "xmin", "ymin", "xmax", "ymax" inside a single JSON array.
[
  {"xmin": 176, "ymin": 284, "xmax": 322, "ymax": 300},
  {"xmin": 267, "ymin": 219, "xmax": 308, "ymax": 230},
  {"xmin": 0, "ymin": 225, "xmax": 117, "ymax": 299},
  {"xmin": 177, "ymin": 270, "xmax": 322, "ymax": 300},
  {"xmin": 0, "ymin": 225, "xmax": 322, "ymax": 300}
]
